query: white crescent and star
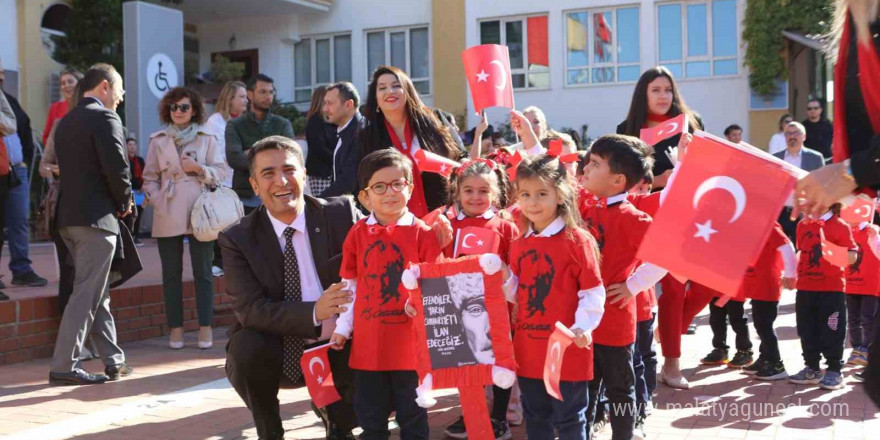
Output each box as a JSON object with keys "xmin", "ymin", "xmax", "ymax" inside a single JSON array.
[
  {"xmin": 657, "ymin": 121, "xmax": 679, "ymax": 136},
  {"xmin": 476, "ymin": 69, "xmax": 489, "ymax": 82},
  {"xmin": 549, "ymin": 341, "xmax": 562, "ymax": 373},
  {"xmin": 489, "ymin": 60, "xmax": 507, "ymax": 91},
  {"xmin": 692, "ymin": 176, "xmax": 747, "ymax": 243},
  {"xmin": 309, "ymin": 357, "xmax": 325, "ymax": 384}
]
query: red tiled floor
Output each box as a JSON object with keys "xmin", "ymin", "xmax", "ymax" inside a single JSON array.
[{"xmin": 1, "ymin": 290, "xmax": 878, "ymax": 439}]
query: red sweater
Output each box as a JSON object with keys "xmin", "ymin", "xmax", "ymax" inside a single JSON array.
[
  {"xmin": 741, "ymin": 223, "xmax": 791, "ymax": 302},
  {"xmin": 846, "ymin": 225, "xmax": 880, "ymax": 296},
  {"xmin": 796, "ymin": 215, "xmax": 856, "ymax": 292}
]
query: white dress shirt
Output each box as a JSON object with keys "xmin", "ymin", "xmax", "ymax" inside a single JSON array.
[
  {"xmin": 266, "ymin": 208, "xmax": 324, "ymax": 326},
  {"xmin": 783, "ymin": 148, "xmax": 803, "ymax": 169},
  {"xmin": 332, "ymin": 115, "xmax": 355, "ymax": 181},
  {"xmin": 768, "ymin": 133, "xmax": 787, "ymax": 155}
]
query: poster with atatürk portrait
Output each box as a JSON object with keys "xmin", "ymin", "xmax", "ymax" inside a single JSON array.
[{"xmin": 420, "ymin": 272, "xmax": 494, "ymax": 369}]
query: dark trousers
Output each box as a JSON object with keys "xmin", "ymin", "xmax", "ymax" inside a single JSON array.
[
  {"xmin": 132, "ymin": 205, "xmax": 144, "ymax": 237},
  {"xmin": 709, "ymin": 298, "xmax": 752, "ymax": 351},
  {"xmin": 353, "ymin": 369, "xmax": 427, "ymax": 440},
  {"xmin": 586, "ymin": 344, "xmax": 635, "ymax": 440},
  {"xmin": 633, "ymin": 315, "xmax": 656, "ymax": 419},
  {"xmin": 751, "ymin": 300, "xmax": 781, "ymax": 363},
  {"xmin": 846, "ymin": 294, "xmax": 878, "ymax": 349},
  {"xmin": 778, "ymin": 207, "xmax": 799, "ymax": 245},
  {"xmin": 157, "ymin": 235, "xmax": 215, "ymax": 327},
  {"xmin": 226, "ymin": 328, "xmax": 357, "ymax": 440},
  {"xmin": 865, "ymin": 313, "xmax": 880, "ymax": 407},
  {"xmin": 491, "ymin": 385, "xmax": 512, "ymax": 421},
  {"xmin": 519, "ymin": 376, "xmax": 588, "ymax": 440},
  {"xmin": 796, "ymin": 290, "xmax": 847, "ymax": 372}
]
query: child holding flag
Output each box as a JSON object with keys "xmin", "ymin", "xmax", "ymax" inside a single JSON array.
[
  {"xmin": 789, "ymin": 204, "xmax": 858, "ymax": 390},
  {"xmin": 844, "ymin": 222, "xmax": 880, "ymax": 367},
  {"xmin": 503, "ymin": 154, "xmax": 605, "ymax": 440}
]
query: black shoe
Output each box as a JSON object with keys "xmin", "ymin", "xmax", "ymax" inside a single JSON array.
[
  {"xmin": 444, "ymin": 416, "xmax": 468, "ymax": 439},
  {"xmin": 701, "ymin": 347, "xmax": 729, "ymax": 365},
  {"xmin": 327, "ymin": 429, "xmax": 357, "ymax": 440},
  {"xmin": 0, "ymin": 277, "xmax": 6, "ymax": 289},
  {"xmin": 728, "ymin": 349, "xmax": 754, "ymax": 369},
  {"xmin": 12, "ymin": 271, "xmax": 48, "ymax": 287},
  {"xmin": 492, "ymin": 418, "xmax": 512, "ymax": 440},
  {"xmin": 755, "ymin": 361, "xmax": 788, "ymax": 381},
  {"xmin": 49, "ymin": 368, "xmax": 108, "ymax": 385},
  {"xmin": 0, "ymin": 291, "xmax": 7, "ymax": 301},
  {"xmin": 852, "ymin": 370, "xmax": 866, "ymax": 383},
  {"xmin": 105, "ymin": 363, "xmax": 133, "ymax": 381},
  {"xmin": 686, "ymin": 323, "xmax": 697, "ymax": 335},
  {"xmin": 742, "ymin": 357, "xmax": 766, "ymax": 375}
]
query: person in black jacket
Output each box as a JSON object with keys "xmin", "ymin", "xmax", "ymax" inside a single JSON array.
[
  {"xmin": 616, "ymin": 66, "xmax": 703, "ymax": 188},
  {"xmin": 802, "ymin": 98, "xmax": 834, "ymax": 160},
  {"xmin": 318, "ymin": 82, "xmax": 363, "ymax": 198},
  {"xmin": 126, "ymin": 137, "xmax": 146, "ymax": 240},
  {"xmin": 359, "ymin": 65, "xmax": 460, "ymax": 216},
  {"xmin": 49, "ymin": 63, "xmax": 133, "ymax": 386},
  {"xmin": 304, "ymin": 86, "xmax": 337, "ymax": 195}
]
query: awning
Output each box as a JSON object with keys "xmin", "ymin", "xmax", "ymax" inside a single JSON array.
[{"xmin": 782, "ymin": 30, "xmax": 823, "ymax": 51}]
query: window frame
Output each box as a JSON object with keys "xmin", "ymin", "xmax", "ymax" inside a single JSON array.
[
  {"xmin": 655, "ymin": 0, "xmax": 740, "ymax": 80},
  {"xmin": 293, "ymin": 32, "xmax": 353, "ymax": 103},
  {"xmin": 477, "ymin": 13, "xmax": 551, "ymax": 91},
  {"xmin": 363, "ymin": 24, "xmax": 432, "ymax": 97},
  {"xmin": 563, "ymin": 4, "xmax": 642, "ymax": 88}
]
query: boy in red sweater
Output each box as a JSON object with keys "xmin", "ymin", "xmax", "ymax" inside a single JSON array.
[
  {"xmin": 331, "ymin": 149, "xmax": 444, "ymax": 439},
  {"xmin": 789, "ymin": 205, "xmax": 857, "ymax": 390},
  {"xmin": 580, "ymin": 135, "xmax": 667, "ymax": 440},
  {"xmin": 844, "ymin": 222, "xmax": 880, "ymax": 367}
]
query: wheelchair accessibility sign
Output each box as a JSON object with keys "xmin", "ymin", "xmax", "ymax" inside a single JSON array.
[{"xmin": 146, "ymin": 53, "xmax": 178, "ymax": 99}]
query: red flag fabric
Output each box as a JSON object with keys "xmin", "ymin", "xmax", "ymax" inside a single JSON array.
[
  {"xmin": 639, "ymin": 113, "xmax": 688, "ymax": 146},
  {"xmin": 821, "ymin": 227, "xmax": 850, "ymax": 267},
  {"xmin": 462, "ymin": 45, "xmax": 515, "ymax": 113},
  {"xmin": 453, "ymin": 226, "xmax": 501, "ymax": 258},
  {"xmin": 506, "ymin": 150, "xmax": 524, "ymax": 180},
  {"xmin": 527, "ymin": 16, "xmax": 549, "ymax": 67},
  {"xmin": 637, "ymin": 132, "xmax": 798, "ymax": 296},
  {"xmin": 300, "ymin": 343, "xmax": 342, "ymax": 408},
  {"xmin": 543, "ymin": 322, "xmax": 575, "ymax": 401},
  {"xmin": 841, "ymin": 196, "xmax": 876, "ymax": 226},
  {"xmin": 413, "ymin": 149, "xmax": 460, "ymax": 177},
  {"xmin": 547, "ymin": 139, "xmax": 563, "ymax": 157}
]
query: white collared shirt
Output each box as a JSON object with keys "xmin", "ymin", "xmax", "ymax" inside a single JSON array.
[
  {"xmin": 266, "ymin": 208, "xmax": 324, "ymax": 306},
  {"xmin": 365, "ymin": 210, "xmax": 416, "ymax": 226},
  {"xmin": 605, "ymin": 192, "xmax": 628, "ymax": 206},
  {"xmin": 456, "ymin": 208, "xmax": 495, "ymax": 221},
  {"xmin": 819, "ymin": 211, "xmax": 833, "ymax": 222},
  {"xmin": 524, "ymin": 216, "xmax": 566, "ymax": 237},
  {"xmin": 783, "ymin": 148, "xmax": 803, "ymax": 169},
  {"xmin": 332, "ymin": 115, "xmax": 356, "ymax": 180}
]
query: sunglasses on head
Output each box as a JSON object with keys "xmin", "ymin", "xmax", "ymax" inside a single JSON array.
[{"xmin": 169, "ymin": 103, "xmax": 192, "ymax": 112}]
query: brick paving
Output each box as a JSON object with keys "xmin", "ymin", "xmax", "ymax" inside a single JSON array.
[{"xmin": 1, "ymin": 290, "xmax": 878, "ymax": 439}]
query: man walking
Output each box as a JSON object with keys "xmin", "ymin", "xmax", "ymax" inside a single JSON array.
[{"xmin": 49, "ymin": 63, "xmax": 133, "ymax": 385}]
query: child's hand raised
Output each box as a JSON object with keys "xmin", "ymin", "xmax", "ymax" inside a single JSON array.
[
  {"xmin": 606, "ymin": 282, "xmax": 636, "ymax": 309},
  {"xmin": 329, "ymin": 333, "xmax": 348, "ymax": 350},
  {"xmin": 572, "ymin": 328, "xmax": 591, "ymax": 348},
  {"xmin": 430, "ymin": 214, "xmax": 454, "ymax": 248}
]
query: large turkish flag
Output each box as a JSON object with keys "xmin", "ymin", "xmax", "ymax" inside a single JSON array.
[
  {"xmin": 462, "ymin": 44, "xmax": 515, "ymax": 113},
  {"xmin": 637, "ymin": 132, "xmax": 799, "ymax": 296}
]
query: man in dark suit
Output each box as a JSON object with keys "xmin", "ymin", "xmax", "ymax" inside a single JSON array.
[
  {"xmin": 220, "ymin": 135, "xmax": 358, "ymax": 440},
  {"xmin": 317, "ymin": 82, "xmax": 363, "ymax": 198},
  {"xmin": 49, "ymin": 63, "xmax": 133, "ymax": 385},
  {"xmin": 774, "ymin": 121, "xmax": 826, "ymax": 243}
]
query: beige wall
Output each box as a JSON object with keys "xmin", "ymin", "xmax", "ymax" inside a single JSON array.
[
  {"xmin": 18, "ymin": 0, "xmax": 68, "ymax": 136},
  {"xmin": 431, "ymin": 0, "xmax": 467, "ymax": 128},
  {"xmin": 748, "ymin": 109, "xmax": 787, "ymax": 151}
]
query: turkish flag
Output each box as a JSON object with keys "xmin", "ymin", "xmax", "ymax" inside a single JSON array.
[
  {"xmin": 506, "ymin": 150, "xmax": 524, "ymax": 180},
  {"xmin": 300, "ymin": 343, "xmax": 342, "ymax": 408},
  {"xmin": 453, "ymin": 226, "xmax": 500, "ymax": 258},
  {"xmin": 413, "ymin": 149, "xmax": 460, "ymax": 177},
  {"xmin": 543, "ymin": 322, "xmax": 575, "ymax": 401},
  {"xmin": 821, "ymin": 227, "xmax": 850, "ymax": 267},
  {"xmin": 547, "ymin": 139, "xmax": 563, "ymax": 157},
  {"xmin": 639, "ymin": 114, "xmax": 688, "ymax": 146},
  {"xmin": 637, "ymin": 132, "xmax": 799, "ymax": 297},
  {"xmin": 462, "ymin": 44, "xmax": 515, "ymax": 113},
  {"xmin": 841, "ymin": 196, "xmax": 876, "ymax": 226}
]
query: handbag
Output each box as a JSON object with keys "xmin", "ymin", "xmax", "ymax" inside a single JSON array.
[
  {"xmin": 190, "ymin": 184, "xmax": 244, "ymax": 242},
  {"xmin": 35, "ymin": 180, "xmax": 60, "ymax": 241}
]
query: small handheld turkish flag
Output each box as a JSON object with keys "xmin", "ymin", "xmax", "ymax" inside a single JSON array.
[
  {"xmin": 413, "ymin": 149, "xmax": 460, "ymax": 177},
  {"xmin": 453, "ymin": 226, "xmax": 500, "ymax": 258},
  {"xmin": 547, "ymin": 139, "xmax": 563, "ymax": 157},
  {"xmin": 637, "ymin": 132, "xmax": 798, "ymax": 297},
  {"xmin": 300, "ymin": 343, "xmax": 342, "ymax": 408},
  {"xmin": 462, "ymin": 44, "xmax": 515, "ymax": 113},
  {"xmin": 639, "ymin": 114, "xmax": 688, "ymax": 146},
  {"xmin": 543, "ymin": 322, "xmax": 575, "ymax": 401},
  {"xmin": 821, "ymin": 228, "xmax": 850, "ymax": 267},
  {"xmin": 841, "ymin": 196, "xmax": 876, "ymax": 226}
]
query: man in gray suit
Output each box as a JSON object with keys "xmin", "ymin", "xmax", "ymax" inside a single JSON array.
[
  {"xmin": 774, "ymin": 121, "xmax": 825, "ymax": 242},
  {"xmin": 49, "ymin": 64, "xmax": 133, "ymax": 385}
]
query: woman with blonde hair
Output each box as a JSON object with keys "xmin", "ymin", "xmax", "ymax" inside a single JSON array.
[
  {"xmin": 305, "ymin": 85, "xmax": 338, "ymax": 195},
  {"xmin": 203, "ymin": 81, "xmax": 247, "ymax": 276}
]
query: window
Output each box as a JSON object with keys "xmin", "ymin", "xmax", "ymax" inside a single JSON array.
[
  {"xmin": 293, "ymin": 34, "xmax": 352, "ymax": 103},
  {"xmin": 479, "ymin": 15, "xmax": 549, "ymax": 89},
  {"xmin": 565, "ymin": 6, "xmax": 640, "ymax": 85},
  {"xmin": 657, "ymin": 0, "xmax": 738, "ymax": 79},
  {"xmin": 365, "ymin": 26, "xmax": 431, "ymax": 96},
  {"xmin": 41, "ymin": 3, "xmax": 72, "ymax": 63}
]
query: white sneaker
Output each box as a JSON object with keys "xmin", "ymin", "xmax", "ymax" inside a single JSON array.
[{"xmin": 212, "ymin": 266, "xmax": 224, "ymax": 277}]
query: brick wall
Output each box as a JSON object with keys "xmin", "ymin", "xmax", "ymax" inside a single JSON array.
[{"xmin": 0, "ymin": 277, "xmax": 236, "ymax": 365}]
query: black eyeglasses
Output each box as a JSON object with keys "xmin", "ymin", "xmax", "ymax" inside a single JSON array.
[
  {"xmin": 169, "ymin": 103, "xmax": 192, "ymax": 112},
  {"xmin": 363, "ymin": 178, "xmax": 409, "ymax": 195},
  {"xmin": 807, "ymin": 106, "xmax": 821, "ymax": 110}
]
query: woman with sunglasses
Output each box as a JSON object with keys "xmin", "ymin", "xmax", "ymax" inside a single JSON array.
[{"xmin": 143, "ymin": 87, "xmax": 227, "ymax": 350}]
